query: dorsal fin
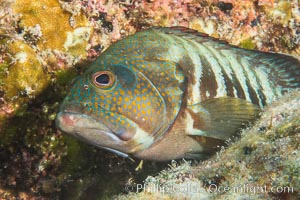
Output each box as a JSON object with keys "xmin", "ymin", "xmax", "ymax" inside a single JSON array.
[{"xmin": 149, "ymin": 26, "xmax": 230, "ymax": 46}]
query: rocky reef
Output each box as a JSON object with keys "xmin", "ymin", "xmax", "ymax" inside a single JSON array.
[{"xmin": 0, "ymin": 0, "xmax": 299, "ymax": 199}]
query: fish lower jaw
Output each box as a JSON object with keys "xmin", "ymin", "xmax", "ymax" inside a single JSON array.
[
  {"xmin": 56, "ymin": 112, "xmax": 137, "ymax": 157},
  {"xmin": 56, "ymin": 112, "xmax": 111, "ymax": 131},
  {"xmin": 56, "ymin": 112, "xmax": 124, "ymax": 142}
]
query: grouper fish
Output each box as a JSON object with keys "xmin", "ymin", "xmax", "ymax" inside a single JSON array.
[{"xmin": 56, "ymin": 27, "xmax": 300, "ymax": 161}]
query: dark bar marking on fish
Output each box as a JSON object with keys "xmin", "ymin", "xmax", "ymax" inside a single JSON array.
[
  {"xmin": 199, "ymin": 54, "xmax": 218, "ymax": 100},
  {"xmin": 221, "ymin": 67, "xmax": 235, "ymax": 97},
  {"xmin": 204, "ymin": 46, "xmax": 235, "ymax": 98},
  {"xmin": 257, "ymin": 89, "xmax": 267, "ymax": 106},
  {"xmin": 246, "ymin": 77, "xmax": 260, "ymax": 106},
  {"xmin": 176, "ymin": 65, "xmax": 188, "ymax": 91},
  {"xmin": 177, "ymin": 55, "xmax": 197, "ymax": 84},
  {"xmin": 219, "ymin": 52, "xmax": 246, "ymax": 99},
  {"xmin": 251, "ymin": 67, "xmax": 267, "ymax": 106},
  {"xmin": 236, "ymin": 56, "xmax": 261, "ymax": 106},
  {"xmin": 255, "ymin": 66, "xmax": 280, "ymax": 101}
]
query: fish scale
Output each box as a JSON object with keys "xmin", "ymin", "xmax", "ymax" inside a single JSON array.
[{"xmin": 56, "ymin": 27, "xmax": 300, "ymax": 161}]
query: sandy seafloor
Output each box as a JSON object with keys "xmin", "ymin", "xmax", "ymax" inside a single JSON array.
[{"xmin": 0, "ymin": 0, "xmax": 299, "ymax": 199}]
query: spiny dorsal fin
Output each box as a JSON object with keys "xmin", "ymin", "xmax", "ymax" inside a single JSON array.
[
  {"xmin": 149, "ymin": 26, "xmax": 230, "ymax": 46},
  {"xmin": 187, "ymin": 97, "xmax": 261, "ymax": 141}
]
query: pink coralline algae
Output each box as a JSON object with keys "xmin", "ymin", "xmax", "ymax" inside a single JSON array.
[{"xmin": 76, "ymin": 0, "xmax": 299, "ymax": 57}]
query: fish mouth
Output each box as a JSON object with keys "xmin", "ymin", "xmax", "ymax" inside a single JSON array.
[{"xmin": 56, "ymin": 111, "xmax": 127, "ymax": 150}]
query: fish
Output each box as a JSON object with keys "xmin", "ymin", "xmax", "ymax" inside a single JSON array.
[{"xmin": 56, "ymin": 27, "xmax": 300, "ymax": 161}]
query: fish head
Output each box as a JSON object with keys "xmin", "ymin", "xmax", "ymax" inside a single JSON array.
[{"xmin": 56, "ymin": 62, "xmax": 169, "ymax": 156}]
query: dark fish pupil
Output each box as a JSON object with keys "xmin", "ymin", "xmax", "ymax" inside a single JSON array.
[{"xmin": 96, "ymin": 74, "xmax": 110, "ymax": 85}]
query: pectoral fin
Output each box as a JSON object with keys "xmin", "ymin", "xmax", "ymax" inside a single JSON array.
[{"xmin": 187, "ymin": 97, "xmax": 261, "ymax": 141}]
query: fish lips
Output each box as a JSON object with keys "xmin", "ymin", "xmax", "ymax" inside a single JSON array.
[{"xmin": 56, "ymin": 112, "xmax": 131, "ymax": 155}]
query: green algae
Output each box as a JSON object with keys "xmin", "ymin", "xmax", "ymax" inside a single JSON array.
[
  {"xmin": 56, "ymin": 69, "xmax": 78, "ymax": 87},
  {"xmin": 0, "ymin": 126, "xmax": 18, "ymax": 146},
  {"xmin": 61, "ymin": 136, "xmax": 87, "ymax": 173},
  {"xmin": 239, "ymin": 38, "xmax": 256, "ymax": 50}
]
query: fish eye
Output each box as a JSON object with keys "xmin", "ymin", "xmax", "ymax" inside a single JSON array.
[{"xmin": 92, "ymin": 71, "xmax": 115, "ymax": 89}]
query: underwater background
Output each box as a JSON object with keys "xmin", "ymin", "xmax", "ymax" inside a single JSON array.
[{"xmin": 0, "ymin": 0, "xmax": 299, "ymax": 199}]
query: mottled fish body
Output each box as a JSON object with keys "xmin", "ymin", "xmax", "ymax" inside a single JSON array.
[{"xmin": 56, "ymin": 27, "xmax": 300, "ymax": 161}]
